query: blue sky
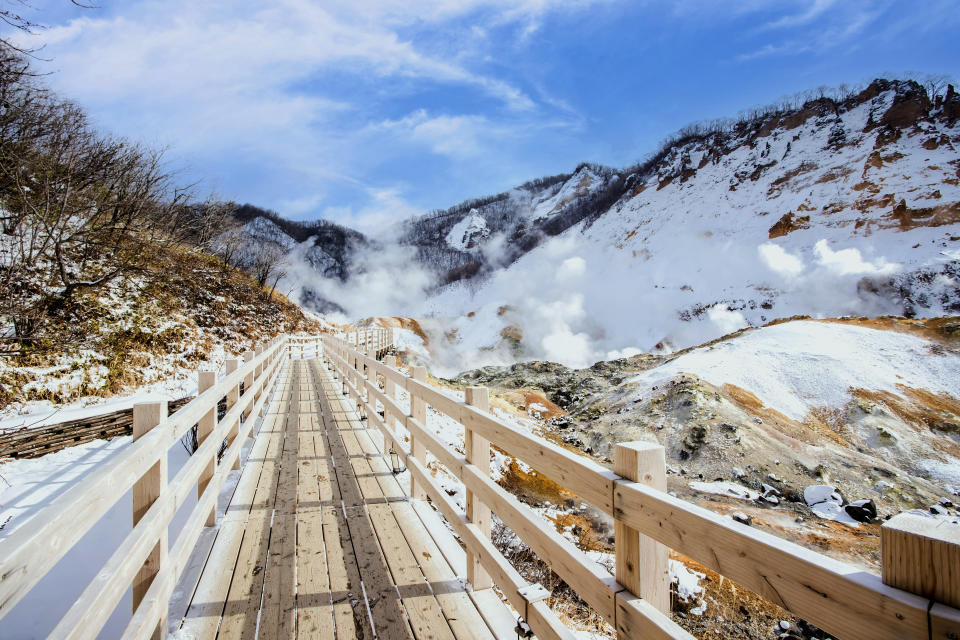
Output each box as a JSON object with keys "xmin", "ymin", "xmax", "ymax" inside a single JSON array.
[{"xmin": 9, "ymin": 0, "xmax": 959, "ymax": 231}]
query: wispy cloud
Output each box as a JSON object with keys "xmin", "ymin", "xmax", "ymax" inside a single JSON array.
[
  {"xmin": 321, "ymin": 186, "xmax": 424, "ymax": 236},
  {"xmin": 6, "ymin": 0, "xmax": 601, "ymax": 218},
  {"xmin": 758, "ymin": 0, "xmax": 839, "ymax": 31},
  {"xmin": 736, "ymin": 2, "xmax": 885, "ymax": 63}
]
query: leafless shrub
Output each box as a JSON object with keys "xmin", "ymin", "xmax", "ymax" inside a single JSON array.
[
  {"xmin": 491, "ymin": 518, "xmax": 610, "ymax": 633},
  {"xmin": 0, "ymin": 50, "xmax": 225, "ymax": 353}
]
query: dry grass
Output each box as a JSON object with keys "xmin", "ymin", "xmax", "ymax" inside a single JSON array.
[
  {"xmin": 722, "ymin": 383, "xmax": 848, "ymax": 448},
  {"xmin": 1, "ymin": 244, "xmax": 321, "ymax": 409},
  {"xmin": 498, "ymin": 458, "xmax": 574, "ymax": 506},
  {"xmin": 498, "ymin": 390, "xmax": 565, "ymax": 419},
  {"xmin": 813, "ymin": 315, "xmax": 960, "ymax": 347},
  {"xmin": 804, "ymin": 406, "xmax": 853, "ymax": 441}
]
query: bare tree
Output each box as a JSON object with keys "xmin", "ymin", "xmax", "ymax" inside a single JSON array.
[
  {"xmin": 249, "ymin": 244, "xmax": 288, "ymax": 297},
  {"xmin": 0, "ymin": 51, "xmax": 217, "ymax": 352},
  {"xmin": 1, "ymin": 1, "xmax": 97, "ymax": 53}
]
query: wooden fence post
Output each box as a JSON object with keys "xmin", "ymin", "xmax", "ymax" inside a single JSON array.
[
  {"xmin": 255, "ymin": 345, "xmax": 265, "ymax": 416},
  {"xmin": 614, "ymin": 441, "xmax": 670, "ymax": 617},
  {"xmin": 409, "ymin": 365, "xmax": 428, "ymax": 500},
  {"xmin": 882, "ymin": 513, "xmax": 960, "ymax": 639},
  {"xmin": 385, "ymin": 375, "xmax": 397, "ymax": 432},
  {"xmin": 243, "ymin": 349, "xmax": 254, "ymax": 417},
  {"xmin": 358, "ymin": 357, "xmax": 368, "ymax": 421},
  {"xmin": 197, "ymin": 371, "xmax": 217, "ymax": 527},
  {"xmin": 132, "ymin": 401, "xmax": 168, "ymax": 640},
  {"xmin": 225, "ymin": 358, "xmax": 241, "ymax": 470},
  {"xmin": 465, "ymin": 386, "xmax": 492, "ymax": 590}
]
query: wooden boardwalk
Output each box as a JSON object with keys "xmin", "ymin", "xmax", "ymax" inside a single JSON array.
[{"xmin": 177, "ymin": 358, "xmax": 515, "ymax": 640}]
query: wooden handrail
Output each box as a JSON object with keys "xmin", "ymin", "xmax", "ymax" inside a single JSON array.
[
  {"xmin": 321, "ymin": 332, "xmax": 960, "ymax": 640},
  {"xmin": 2, "ymin": 326, "xmax": 955, "ymax": 640},
  {"xmin": 322, "ymin": 334, "xmax": 685, "ymax": 638},
  {"xmin": 0, "ymin": 335, "xmax": 289, "ymax": 639}
]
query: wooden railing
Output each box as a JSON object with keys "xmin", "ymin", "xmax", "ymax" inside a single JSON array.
[
  {"xmin": 0, "ymin": 335, "xmax": 289, "ymax": 640},
  {"xmin": 0, "ymin": 396, "xmax": 193, "ymax": 460},
  {"xmin": 321, "ymin": 332, "xmax": 960, "ymax": 640},
  {"xmin": 1, "ymin": 327, "xmax": 956, "ymax": 640}
]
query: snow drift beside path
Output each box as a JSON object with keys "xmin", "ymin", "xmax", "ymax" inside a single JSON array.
[{"xmin": 628, "ymin": 321, "xmax": 960, "ymax": 420}]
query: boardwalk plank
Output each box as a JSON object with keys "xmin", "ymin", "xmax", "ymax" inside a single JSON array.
[
  {"xmin": 296, "ymin": 512, "xmax": 335, "ymax": 640},
  {"xmin": 392, "ymin": 502, "xmax": 495, "ymax": 640},
  {"xmin": 217, "ymin": 515, "xmax": 271, "ymax": 639},
  {"xmin": 179, "ymin": 358, "xmax": 508, "ymax": 640},
  {"xmin": 367, "ymin": 503, "xmax": 456, "ymax": 640}
]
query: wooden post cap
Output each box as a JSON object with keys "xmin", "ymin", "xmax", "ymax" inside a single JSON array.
[
  {"xmin": 198, "ymin": 370, "xmax": 216, "ymax": 392},
  {"xmin": 882, "ymin": 512, "xmax": 960, "ymax": 609},
  {"xmin": 615, "ymin": 441, "xmax": 667, "ymax": 489}
]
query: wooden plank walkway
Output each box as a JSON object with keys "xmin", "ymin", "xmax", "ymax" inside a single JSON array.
[{"xmin": 177, "ymin": 358, "xmax": 515, "ymax": 639}]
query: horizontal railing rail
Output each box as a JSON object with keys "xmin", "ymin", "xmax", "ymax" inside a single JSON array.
[
  {"xmin": 0, "ymin": 335, "xmax": 290, "ymax": 640},
  {"xmin": 320, "ymin": 332, "xmax": 960, "ymax": 640},
  {"xmin": 1, "ymin": 325, "xmax": 955, "ymax": 640}
]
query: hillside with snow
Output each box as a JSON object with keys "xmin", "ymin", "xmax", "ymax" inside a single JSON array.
[
  {"xmin": 230, "ymin": 79, "xmax": 960, "ymax": 374},
  {"xmin": 420, "ymin": 80, "xmax": 960, "ymax": 371},
  {"xmin": 453, "ymin": 316, "xmax": 960, "ymax": 565}
]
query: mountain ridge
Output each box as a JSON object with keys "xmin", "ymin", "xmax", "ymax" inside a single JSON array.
[{"xmin": 227, "ymin": 76, "xmax": 960, "ymax": 369}]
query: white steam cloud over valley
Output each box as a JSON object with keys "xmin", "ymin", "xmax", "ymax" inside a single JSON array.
[{"xmin": 278, "ymin": 227, "xmax": 947, "ymax": 377}]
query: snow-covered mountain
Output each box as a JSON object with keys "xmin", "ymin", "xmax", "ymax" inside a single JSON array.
[{"xmin": 234, "ymin": 78, "xmax": 960, "ymax": 371}]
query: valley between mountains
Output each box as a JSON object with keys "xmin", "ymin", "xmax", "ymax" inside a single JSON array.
[{"xmin": 3, "ymin": 76, "xmax": 959, "ymax": 640}]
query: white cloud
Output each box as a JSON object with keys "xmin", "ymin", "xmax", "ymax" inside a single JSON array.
[
  {"xmin": 758, "ymin": 242, "xmax": 805, "ymax": 278},
  {"xmin": 813, "ymin": 239, "xmax": 899, "ymax": 276},
  {"xmin": 760, "ymin": 0, "xmax": 839, "ymax": 30},
  {"xmin": 735, "ymin": 2, "xmax": 883, "ymax": 63},
  {"xmin": 6, "ymin": 0, "xmax": 602, "ymax": 215},
  {"xmin": 707, "ymin": 304, "xmax": 747, "ymax": 334},
  {"xmin": 371, "ymin": 110, "xmax": 495, "ymax": 157},
  {"xmin": 322, "ymin": 187, "xmax": 423, "ymax": 236}
]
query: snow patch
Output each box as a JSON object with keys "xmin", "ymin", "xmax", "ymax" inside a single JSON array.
[
  {"xmin": 690, "ymin": 481, "xmax": 760, "ymax": 501},
  {"xmin": 629, "ymin": 321, "xmax": 960, "ymax": 421},
  {"xmin": 445, "ymin": 210, "xmax": 489, "ymax": 251}
]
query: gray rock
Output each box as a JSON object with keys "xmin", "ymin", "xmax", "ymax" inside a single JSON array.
[{"xmin": 844, "ymin": 499, "xmax": 877, "ymax": 523}]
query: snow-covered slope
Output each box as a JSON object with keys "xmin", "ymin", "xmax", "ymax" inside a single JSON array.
[
  {"xmin": 628, "ymin": 320, "xmax": 960, "ymax": 421},
  {"xmin": 230, "ymin": 79, "xmax": 959, "ymax": 372},
  {"xmin": 444, "ymin": 209, "xmax": 490, "ymax": 251},
  {"xmin": 418, "ymin": 79, "xmax": 960, "ymax": 370}
]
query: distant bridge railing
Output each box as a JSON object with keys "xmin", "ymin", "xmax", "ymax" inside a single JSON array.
[{"xmin": 321, "ymin": 332, "xmax": 960, "ymax": 640}]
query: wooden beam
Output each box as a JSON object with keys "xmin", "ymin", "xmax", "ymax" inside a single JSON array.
[
  {"xmin": 132, "ymin": 401, "xmax": 168, "ymax": 640},
  {"xmin": 614, "ymin": 442, "xmax": 670, "ymax": 616},
  {"xmin": 225, "ymin": 358, "xmax": 241, "ymax": 470},
  {"xmin": 409, "ymin": 365, "xmax": 428, "ymax": 500},
  {"xmin": 615, "ymin": 592, "xmax": 693, "ymax": 640},
  {"xmin": 882, "ymin": 512, "xmax": 960, "ymax": 609},
  {"xmin": 197, "ymin": 371, "xmax": 217, "ymax": 527},
  {"xmin": 465, "ymin": 386, "xmax": 492, "ymax": 590},
  {"xmin": 614, "ymin": 480, "xmax": 931, "ymax": 640},
  {"xmin": 931, "ymin": 602, "xmax": 960, "ymax": 640}
]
